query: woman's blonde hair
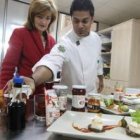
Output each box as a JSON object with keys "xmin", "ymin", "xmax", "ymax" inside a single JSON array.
[{"xmin": 24, "ymin": 0, "xmax": 57, "ymax": 31}]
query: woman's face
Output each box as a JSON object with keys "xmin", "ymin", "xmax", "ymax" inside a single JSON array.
[{"xmin": 34, "ymin": 11, "xmax": 52, "ymax": 33}]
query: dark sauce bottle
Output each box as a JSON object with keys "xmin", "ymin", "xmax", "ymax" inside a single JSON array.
[
  {"xmin": 8, "ymin": 102, "xmax": 18, "ymax": 131},
  {"xmin": 7, "ymin": 70, "xmax": 25, "ymax": 131},
  {"xmin": 16, "ymin": 100, "xmax": 26, "ymax": 129}
]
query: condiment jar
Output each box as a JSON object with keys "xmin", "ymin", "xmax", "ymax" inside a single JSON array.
[
  {"xmin": 53, "ymin": 85, "xmax": 68, "ymax": 115},
  {"xmin": 114, "ymin": 82, "xmax": 124, "ymax": 103},
  {"xmin": 87, "ymin": 93, "xmax": 101, "ymax": 113},
  {"xmin": 71, "ymin": 85, "xmax": 86, "ymax": 112}
]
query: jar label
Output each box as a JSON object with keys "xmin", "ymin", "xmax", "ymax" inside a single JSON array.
[
  {"xmin": 59, "ymin": 96, "xmax": 67, "ymax": 111},
  {"xmin": 45, "ymin": 90, "xmax": 60, "ymax": 126},
  {"xmin": 87, "ymin": 104, "xmax": 100, "ymax": 111},
  {"xmin": 72, "ymin": 95, "xmax": 85, "ymax": 109}
]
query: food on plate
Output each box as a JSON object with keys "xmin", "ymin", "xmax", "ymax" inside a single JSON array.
[
  {"xmin": 104, "ymin": 98, "xmax": 114, "ymax": 109},
  {"xmin": 118, "ymin": 117, "xmax": 127, "ymax": 128},
  {"xmin": 118, "ymin": 104, "xmax": 129, "ymax": 112},
  {"xmin": 126, "ymin": 110, "xmax": 140, "ymax": 137},
  {"xmin": 88, "ymin": 114, "xmax": 104, "ymax": 132},
  {"xmin": 72, "ymin": 114, "xmax": 127, "ymax": 133},
  {"xmin": 124, "ymin": 93, "xmax": 140, "ymax": 99}
]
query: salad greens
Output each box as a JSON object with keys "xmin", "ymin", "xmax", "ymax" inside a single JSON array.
[
  {"xmin": 104, "ymin": 98, "xmax": 114, "ymax": 107},
  {"xmin": 131, "ymin": 110, "xmax": 140, "ymax": 124}
]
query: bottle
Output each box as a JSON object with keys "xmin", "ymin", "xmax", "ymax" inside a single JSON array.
[
  {"xmin": 8, "ymin": 101, "xmax": 18, "ymax": 131},
  {"xmin": 16, "ymin": 100, "xmax": 26, "ymax": 129},
  {"xmin": 71, "ymin": 85, "xmax": 86, "ymax": 112},
  {"xmin": 114, "ymin": 82, "xmax": 124, "ymax": 103},
  {"xmin": 7, "ymin": 68, "xmax": 26, "ymax": 131},
  {"xmin": 53, "ymin": 85, "xmax": 68, "ymax": 115}
]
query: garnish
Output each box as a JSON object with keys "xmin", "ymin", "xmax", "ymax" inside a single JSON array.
[
  {"xmin": 104, "ymin": 98, "xmax": 114, "ymax": 109},
  {"xmin": 118, "ymin": 102, "xmax": 129, "ymax": 112},
  {"xmin": 118, "ymin": 117, "xmax": 127, "ymax": 128},
  {"xmin": 131, "ymin": 110, "xmax": 140, "ymax": 124}
]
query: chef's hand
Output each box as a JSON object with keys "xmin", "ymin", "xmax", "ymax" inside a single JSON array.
[{"xmin": 4, "ymin": 76, "xmax": 35, "ymax": 95}]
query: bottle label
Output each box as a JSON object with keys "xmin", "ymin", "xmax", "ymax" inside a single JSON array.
[
  {"xmin": 72, "ymin": 95, "xmax": 85, "ymax": 109},
  {"xmin": 59, "ymin": 96, "xmax": 67, "ymax": 111}
]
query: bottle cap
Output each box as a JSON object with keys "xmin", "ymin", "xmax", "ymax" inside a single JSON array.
[{"xmin": 13, "ymin": 75, "xmax": 24, "ymax": 84}]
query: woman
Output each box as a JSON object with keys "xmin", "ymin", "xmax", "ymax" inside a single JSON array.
[{"xmin": 0, "ymin": 0, "xmax": 57, "ymax": 96}]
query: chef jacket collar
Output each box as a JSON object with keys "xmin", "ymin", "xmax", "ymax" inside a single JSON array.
[{"xmin": 71, "ymin": 30, "xmax": 91, "ymax": 45}]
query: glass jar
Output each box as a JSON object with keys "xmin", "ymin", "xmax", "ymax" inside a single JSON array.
[
  {"xmin": 71, "ymin": 85, "xmax": 86, "ymax": 112},
  {"xmin": 87, "ymin": 93, "xmax": 101, "ymax": 113},
  {"xmin": 53, "ymin": 85, "xmax": 68, "ymax": 115}
]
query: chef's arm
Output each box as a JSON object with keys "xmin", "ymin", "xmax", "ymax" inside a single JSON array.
[
  {"xmin": 32, "ymin": 66, "xmax": 53, "ymax": 86},
  {"xmin": 22, "ymin": 66, "xmax": 53, "ymax": 93},
  {"xmin": 97, "ymin": 75, "xmax": 104, "ymax": 93}
]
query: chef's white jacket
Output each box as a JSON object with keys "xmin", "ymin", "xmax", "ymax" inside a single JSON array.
[{"xmin": 33, "ymin": 30, "xmax": 103, "ymax": 93}]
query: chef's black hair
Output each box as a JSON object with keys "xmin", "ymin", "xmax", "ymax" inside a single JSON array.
[{"xmin": 70, "ymin": 0, "xmax": 94, "ymax": 17}]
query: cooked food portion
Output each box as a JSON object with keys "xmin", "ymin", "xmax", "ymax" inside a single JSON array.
[
  {"xmin": 127, "ymin": 122, "xmax": 140, "ymax": 137},
  {"xmin": 72, "ymin": 114, "xmax": 129, "ymax": 134},
  {"xmin": 124, "ymin": 93, "xmax": 140, "ymax": 99},
  {"xmin": 118, "ymin": 104, "xmax": 129, "ymax": 112},
  {"xmin": 126, "ymin": 110, "xmax": 140, "ymax": 137},
  {"xmin": 88, "ymin": 114, "xmax": 104, "ymax": 132}
]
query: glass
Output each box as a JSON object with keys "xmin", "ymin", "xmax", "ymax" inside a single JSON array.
[
  {"xmin": 53, "ymin": 85, "xmax": 68, "ymax": 115},
  {"xmin": 34, "ymin": 94, "xmax": 45, "ymax": 122},
  {"xmin": 87, "ymin": 93, "xmax": 101, "ymax": 113},
  {"xmin": 71, "ymin": 85, "xmax": 86, "ymax": 112}
]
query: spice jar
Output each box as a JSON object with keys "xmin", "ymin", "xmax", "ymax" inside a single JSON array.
[
  {"xmin": 87, "ymin": 93, "xmax": 101, "ymax": 113},
  {"xmin": 71, "ymin": 85, "xmax": 86, "ymax": 112}
]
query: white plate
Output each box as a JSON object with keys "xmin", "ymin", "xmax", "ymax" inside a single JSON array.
[
  {"xmin": 47, "ymin": 111, "xmax": 138, "ymax": 140},
  {"xmin": 122, "ymin": 98, "xmax": 140, "ymax": 105},
  {"xmin": 100, "ymin": 106, "xmax": 135, "ymax": 115}
]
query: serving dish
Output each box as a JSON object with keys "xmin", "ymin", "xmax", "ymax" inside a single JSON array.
[
  {"xmin": 47, "ymin": 111, "xmax": 138, "ymax": 140},
  {"xmin": 100, "ymin": 106, "xmax": 135, "ymax": 115}
]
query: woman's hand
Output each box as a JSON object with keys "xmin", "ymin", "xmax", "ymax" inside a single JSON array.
[{"xmin": 4, "ymin": 76, "xmax": 36, "ymax": 95}]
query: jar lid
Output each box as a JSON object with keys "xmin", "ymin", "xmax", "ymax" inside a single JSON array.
[
  {"xmin": 72, "ymin": 85, "xmax": 86, "ymax": 89},
  {"xmin": 88, "ymin": 92, "xmax": 101, "ymax": 96},
  {"xmin": 45, "ymin": 89, "xmax": 57, "ymax": 96},
  {"xmin": 53, "ymin": 85, "xmax": 68, "ymax": 90}
]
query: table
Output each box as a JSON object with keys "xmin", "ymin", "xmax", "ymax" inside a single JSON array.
[{"xmin": 0, "ymin": 97, "xmax": 139, "ymax": 140}]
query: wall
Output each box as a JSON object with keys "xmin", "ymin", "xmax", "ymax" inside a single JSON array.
[{"xmin": 0, "ymin": 0, "xmax": 29, "ymax": 66}]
